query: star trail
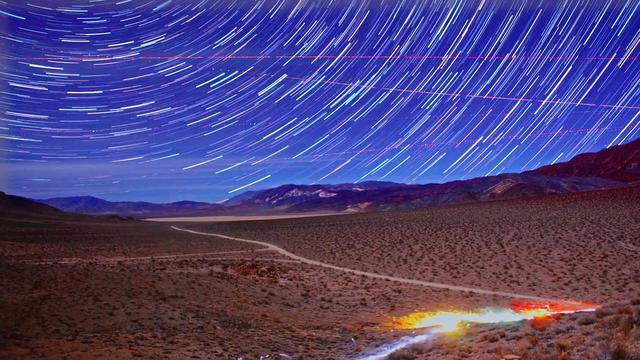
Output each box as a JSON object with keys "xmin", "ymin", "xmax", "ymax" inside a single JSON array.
[{"xmin": 1, "ymin": 0, "xmax": 639, "ymax": 202}]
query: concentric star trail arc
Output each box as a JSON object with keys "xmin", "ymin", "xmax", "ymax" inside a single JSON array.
[{"xmin": 1, "ymin": 0, "xmax": 638, "ymax": 201}]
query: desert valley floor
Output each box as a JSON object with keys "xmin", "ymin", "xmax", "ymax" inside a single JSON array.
[{"xmin": 2, "ymin": 186, "xmax": 640, "ymax": 359}]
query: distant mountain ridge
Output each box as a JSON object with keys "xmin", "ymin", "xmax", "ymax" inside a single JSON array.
[
  {"xmin": 0, "ymin": 191, "xmax": 63, "ymax": 218},
  {"xmin": 39, "ymin": 196, "xmax": 223, "ymax": 218},
  {"xmin": 229, "ymin": 173, "xmax": 621, "ymax": 213},
  {"xmin": 229, "ymin": 181, "xmax": 404, "ymax": 207},
  {"xmin": 223, "ymin": 138, "xmax": 639, "ymax": 212},
  {"xmin": 22, "ymin": 137, "xmax": 640, "ymax": 217},
  {"xmin": 534, "ymin": 138, "xmax": 640, "ymax": 181}
]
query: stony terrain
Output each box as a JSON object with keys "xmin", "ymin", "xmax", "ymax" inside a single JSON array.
[
  {"xmin": 1, "ymin": 186, "xmax": 639, "ymax": 359},
  {"xmin": 0, "ymin": 215, "xmax": 506, "ymax": 359},
  {"xmin": 191, "ymin": 186, "xmax": 640, "ymax": 305}
]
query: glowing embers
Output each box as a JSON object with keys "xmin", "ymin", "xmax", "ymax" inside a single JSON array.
[
  {"xmin": 388, "ymin": 300, "xmax": 598, "ymax": 333},
  {"xmin": 510, "ymin": 300, "xmax": 599, "ymax": 314}
]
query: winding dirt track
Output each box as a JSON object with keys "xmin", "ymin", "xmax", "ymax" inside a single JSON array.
[{"xmin": 171, "ymin": 226, "xmax": 552, "ymax": 301}]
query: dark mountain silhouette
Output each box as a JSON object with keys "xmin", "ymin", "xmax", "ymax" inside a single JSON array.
[
  {"xmin": 0, "ymin": 191, "xmax": 63, "ymax": 218},
  {"xmin": 534, "ymin": 137, "xmax": 640, "ymax": 181},
  {"xmin": 229, "ymin": 181, "xmax": 405, "ymax": 207},
  {"xmin": 0, "ymin": 192, "xmax": 132, "ymax": 223},
  {"xmin": 228, "ymin": 139, "xmax": 638, "ymax": 212},
  {"xmin": 25, "ymin": 137, "xmax": 640, "ymax": 217},
  {"xmin": 230, "ymin": 173, "xmax": 620, "ymax": 213},
  {"xmin": 39, "ymin": 196, "xmax": 224, "ymax": 218}
]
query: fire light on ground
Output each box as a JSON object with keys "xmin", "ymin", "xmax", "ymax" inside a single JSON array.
[
  {"xmin": 358, "ymin": 300, "xmax": 598, "ymax": 360},
  {"xmin": 388, "ymin": 300, "xmax": 599, "ymax": 333}
]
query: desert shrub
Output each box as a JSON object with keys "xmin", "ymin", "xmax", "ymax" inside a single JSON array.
[
  {"xmin": 387, "ymin": 349, "xmax": 417, "ymax": 360},
  {"xmin": 617, "ymin": 307, "xmax": 633, "ymax": 315},
  {"xmin": 578, "ymin": 316, "xmax": 596, "ymax": 326},
  {"xmin": 555, "ymin": 339, "xmax": 571, "ymax": 352},
  {"xmin": 481, "ymin": 332, "xmax": 500, "ymax": 343},
  {"xmin": 521, "ymin": 346, "xmax": 555, "ymax": 360},
  {"xmin": 611, "ymin": 343, "xmax": 630, "ymax": 360},
  {"xmin": 596, "ymin": 307, "xmax": 614, "ymax": 318},
  {"xmin": 531, "ymin": 316, "xmax": 554, "ymax": 331},
  {"xmin": 618, "ymin": 321, "xmax": 634, "ymax": 338},
  {"xmin": 605, "ymin": 314, "xmax": 622, "ymax": 326}
]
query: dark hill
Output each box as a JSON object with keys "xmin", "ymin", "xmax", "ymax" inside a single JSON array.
[
  {"xmin": 534, "ymin": 138, "xmax": 640, "ymax": 181},
  {"xmin": 0, "ymin": 191, "xmax": 63, "ymax": 218}
]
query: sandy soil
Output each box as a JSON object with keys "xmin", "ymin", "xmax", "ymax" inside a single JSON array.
[
  {"xmin": 2, "ymin": 186, "xmax": 639, "ymax": 359},
  {"xmin": 0, "ymin": 216, "xmax": 508, "ymax": 359},
  {"xmin": 188, "ymin": 187, "xmax": 640, "ymax": 305},
  {"xmin": 172, "ymin": 226, "xmax": 552, "ymax": 301}
]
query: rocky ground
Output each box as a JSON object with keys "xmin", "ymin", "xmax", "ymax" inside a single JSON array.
[
  {"xmin": 191, "ymin": 186, "xmax": 640, "ymax": 305},
  {"xmin": 0, "ymin": 216, "xmax": 506, "ymax": 359},
  {"xmin": 1, "ymin": 186, "xmax": 639, "ymax": 358}
]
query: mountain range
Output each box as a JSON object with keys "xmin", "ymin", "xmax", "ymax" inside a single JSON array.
[
  {"xmin": 0, "ymin": 191, "xmax": 63, "ymax": 218},
  {"xmin": 38, "ymin": 196, "xmax": 224, "ymax": 218},
  {"xmin": 5, "ymin": 137, "xmax": 638, "ymax": 218}
]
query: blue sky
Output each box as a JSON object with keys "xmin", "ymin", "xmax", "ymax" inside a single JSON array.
[{"xmin": 1, "ymin": 0, "xmax": 639, "ymax": 202}]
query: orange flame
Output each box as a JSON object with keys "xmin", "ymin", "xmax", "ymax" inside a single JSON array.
[
  {"xmin": 510, "ymin": 300, "xmax": 599, "ymax": 314},
  {"xmin": 386, "ymin": 300, "xmax": 598, "ymax": 333}
]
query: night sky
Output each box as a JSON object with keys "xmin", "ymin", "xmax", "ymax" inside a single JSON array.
[{"xmin": 1, "ymin": 0, "xmax": 639, "ymax": 202}]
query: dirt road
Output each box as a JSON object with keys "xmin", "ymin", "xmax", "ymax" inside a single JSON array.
[{"xmin": 171, "ymin": 226, "xmax": 554, "ymax": 301}]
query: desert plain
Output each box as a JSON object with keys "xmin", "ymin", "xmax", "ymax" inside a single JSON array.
[{"xmin": 1, "ymin": 186, "xmax": 640, "ymax": 359}]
